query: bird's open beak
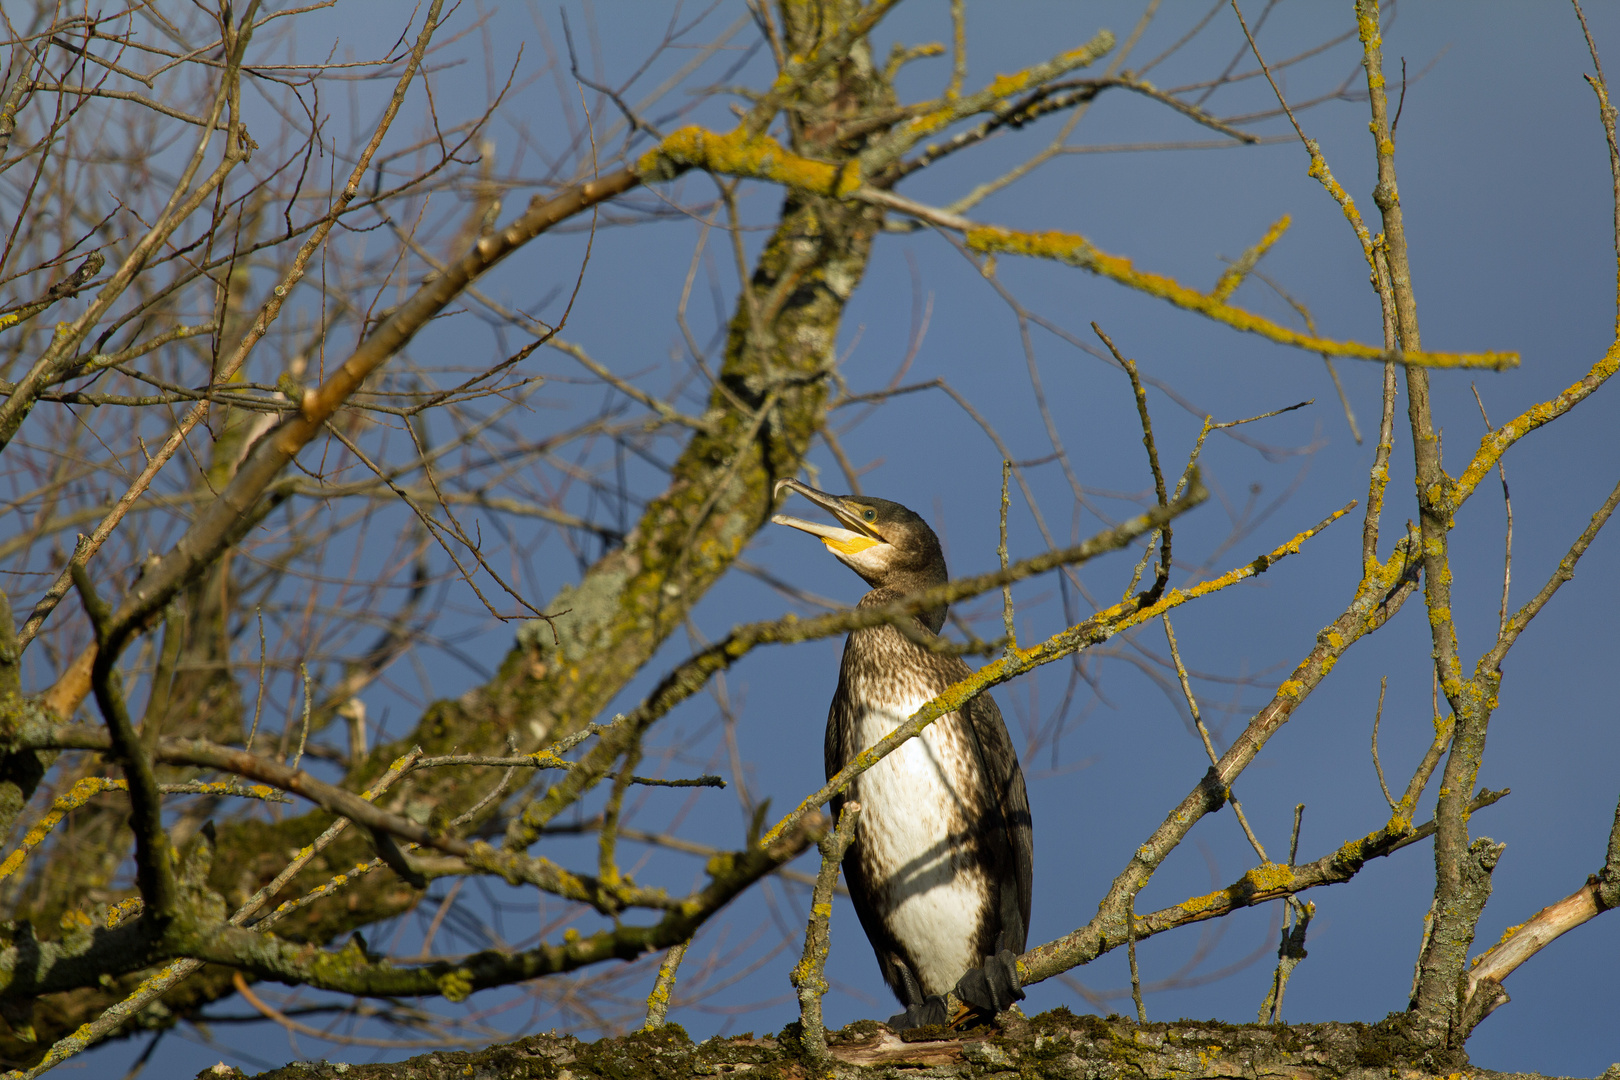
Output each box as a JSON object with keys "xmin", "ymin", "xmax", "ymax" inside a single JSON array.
[{"xmin": 771, "ymin": 478, "xmax": 882, "ymax": 556}]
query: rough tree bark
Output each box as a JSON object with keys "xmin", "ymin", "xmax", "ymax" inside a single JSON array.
[{"xmin": 198, "ymin": 1011, "xmax": 1584, "ymax": 1080}]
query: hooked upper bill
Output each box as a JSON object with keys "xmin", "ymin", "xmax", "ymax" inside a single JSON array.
[{"xmin": 772, "ymin": 478, "xmax": 883, "ymax": 556}]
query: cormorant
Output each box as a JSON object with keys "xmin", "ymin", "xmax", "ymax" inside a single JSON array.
[{"xmin": 773, "ymin": 478, "xmax": 1033, "ymax": 1029}]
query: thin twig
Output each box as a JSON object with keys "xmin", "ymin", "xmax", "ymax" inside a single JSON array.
[
  {"xmin": 1371, "ymin": 676, "xmax": 1395, "ymax": 809},
  {"xmin": 1000, "ymin": 461, "xmax": 1017, "ymax": 649},
  {"xmin": 1127, "ymin": 895, "xmax": 1146, "ymax": 1023},
  {"xmin": 288, "ymin": 662, "xmax": 313, "ymax": 770},
  {"xmin": 1095, "ymin": 323, "xmax": 1171, "ymax": 597},
  {"xmin": 1471, "ymin": 385, "xmax": 1512, "ymax": 635}
]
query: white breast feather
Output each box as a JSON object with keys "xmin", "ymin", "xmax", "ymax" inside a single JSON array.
[{"xmin": 849, "ymin": 689, "xmax": 985, "ymax": 998}]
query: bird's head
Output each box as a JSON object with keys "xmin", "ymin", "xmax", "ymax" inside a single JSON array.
[{"xmin": 771, "ymin": 478, "xmax": 949, "ymax": 606}]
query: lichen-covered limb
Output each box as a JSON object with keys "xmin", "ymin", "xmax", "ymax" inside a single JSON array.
[
  {"xmin": 641, "ymin": 940, "xmax": 688, "ymax": 1031},
  {"xmin": 0, "ymin": 777, "xmax": 284, "ymax": 887},
  {"xmin": 793, "ymin": 802, "xmax": 860, "ymax": 1064},
  {"xmin": 856, "ymin": 30, "xmax": 1116, "ymax": 171},
  {"xmin": 1604, "ymin": 786, "xmax": 1620, "ymax": 911},
  {"xmin": 0, "ymin": 910, "xmax": 170, "ymax": 1000},
  {"xmin": 175, "ymin": 813, "xmax": 825, "ymax": 1001},
  {"xmin": 0, "ymin": 777, "xmax": 120, "ymax": 885},
  {"xmin": 1259, "ymin": 899, "xmax": 1313, "ymax": 1024},
  {"xmin": 185, "ymin": 1003, "xmax": 1572, "ymax": 1080},
  {"xmin": 887, "ymin": 76, "xmax": 1148, "ymax": 185},
  {"xmin": 30, "ymin": 727, "xmax": 675, "ymax": 914},
  {"xmin": 454, "ymin": 842, "xmax": 679, "ymax": 914},
  {"xmin": 962, "ymin": 223, "xmax": 1510, "ymax": 369},
  {"xmin": 639, "ymin": 28, "xmax": 1118, "ymax": 198},
  {"xmin": 855, "ymin": 188, "xmax": 1512, "ymax": 370},
  {"xmin": 1303, "ymin": 141, "xmax": 1379, "ymax": 273},
  {"xmin": 1447, "ymin": 482, "xmax": 1620, "ymax": 1035},
  {"xmin": 1231, "ymin": 0, "xmax": 1383, "ymax": 282},
  {"xmin": 11, "ymin": 752, "xmax": 426, "ymax": 1077},
  {"xmin": 40, "ymin": 729, "xmax": 471, "ymax": 859},
  {"xmin": 1132, "ymin": 788, "xmax": 1507, "ymax": 946},
  {"xmin": 1419, "ymin": 838, "xmax": 1505, "ymax": 1042},
  {"xmin": 1451, "ymin": 340, "xmax": 1620, "ymax": 508},
  {"xmin": 1212, "ymin": 215, "xmax": 1291, "ymax": 301},
  {"xmin": 1359, "ymin": 0, "xmax": 1614, "ymax": 1039},
  {"xmin": 636, "ymin": 126, "xmax": 863, "ymax": 198},
  {"xmin": 1019, "ymin": 526, "xmax": 1423, "ymax": 987},
  {"xmin": 0, "ymin": 812, "xmax": 821, "ymax": 1005},
  {"xmin": 1347, "ymin": 0, "xmax": 1475, "ymax": 1042},
  {"xmin": 1361, "ymin": 355, "xmax": 1399, "ymax": 576}
]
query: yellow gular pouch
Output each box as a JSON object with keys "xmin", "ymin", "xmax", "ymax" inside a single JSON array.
[{"xmin": 823, "ymin": 534, "xmax": 880, "ymax": 556}]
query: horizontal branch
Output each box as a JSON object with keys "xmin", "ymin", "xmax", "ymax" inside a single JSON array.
[
  {"xmin": 172, "ymin": 813, "xmax": 826, "ymax": 1000},
  {"xmin": 20, "ymin": 81, "xmax": 215, "ymax": 127},
  {"xmin": 409, "ymin": 750, "xmax": 722, "ymax": 788},
  {"xmin": 40, "ymin": 731, "xmax": 471, "ymax": 857},
  {"xmin": 1138, "ymin": 788, "xmax": 1508, "ymax": 937},
  {"xmin": 855, "ymin": 188, "xmax": 1515, "ymax": 371},
  {"xmin": 0, "ymin": 780, "xmax": 822, "ymax": 1003},
  {"xmin": 27, "ymin": 730, "xmax": 698, "ymax": 915}
]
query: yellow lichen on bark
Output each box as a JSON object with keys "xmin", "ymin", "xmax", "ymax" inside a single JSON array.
[
  {"xmin": 0, "ymin": 776, "xmax": 124, "ymax": 883},
  {"xmin": 1211, "ymin": 214, "xmax": 1292, "ymax": 300},
  {"xmin": 637, "ymin": 126, "xmax": 846, "ymax": 195},
  {"xmin": 1244, "ymin": 861, "xmax": 1298, "ymax": 893},
  {"xmin": 1356, "ymin": 4, "xmax": 1385, "ymax": 89},
  {"xmin": 1178, "ymin": 887, "xmax": 1226, "ymax": 917},
  {"xmin": 963, "ymin": 225, "xmax": 1514, "ymax": 370},
  {"xmin": 1453, "ymin": 338, "xmax": 1620, "ymax": 505}
]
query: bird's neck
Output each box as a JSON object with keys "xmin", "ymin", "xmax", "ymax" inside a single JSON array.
[{"xmin": 861, "ymin": 581, "xmax": 947, "ymax": 635}]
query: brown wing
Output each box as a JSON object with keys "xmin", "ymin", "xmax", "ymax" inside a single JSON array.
[{"xmin": 958, "ymin": 685, "xmax": 1033, "ymax": 952}]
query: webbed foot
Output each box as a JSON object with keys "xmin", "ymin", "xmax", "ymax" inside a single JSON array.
[{"xmin": 886, "ymin": 994, "xmax": 950, "ymax": 1031}]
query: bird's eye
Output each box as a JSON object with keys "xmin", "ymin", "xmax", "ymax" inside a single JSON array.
[{"xmin": 862, "ymin": 508, "xmax": 876, "ymax": 522}]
